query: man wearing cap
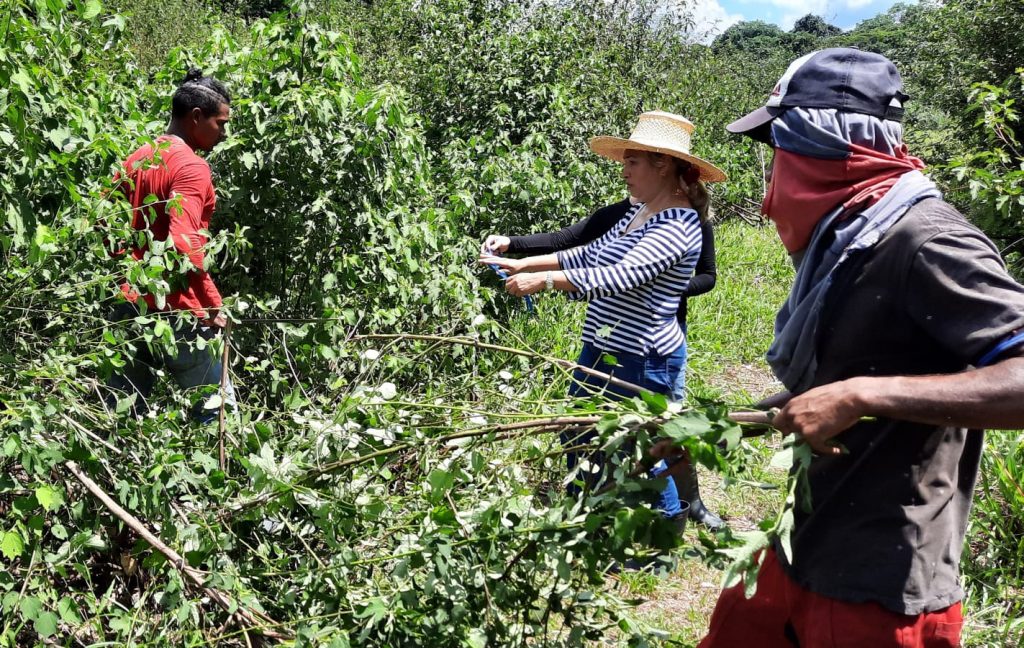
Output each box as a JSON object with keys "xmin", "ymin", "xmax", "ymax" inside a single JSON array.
[{"xmin": 700, "ymin": 48, "xmax": 1024, "ymax": 647}]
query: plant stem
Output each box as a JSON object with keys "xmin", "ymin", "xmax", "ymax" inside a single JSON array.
[
  {"xmin": 349, "ymin": 333, "xmax": 649, "ymax": 395},
  {"xmin": 305, "ymin": 416, "xmax": 604, "ymax": 479},
  {"xmin": 218, "ymin": 320, "xmax": 232, "ymax": 473},
  {"xmin": 1, "ymin": 2, "xmax": 13, "ymax": 45}
]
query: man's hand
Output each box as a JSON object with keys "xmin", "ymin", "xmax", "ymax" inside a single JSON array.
[
  {"xmin": 648, "ymin": 439, "xmax": 685, "ymax": 461},
  {"xmin": 772, "ymin": 378, "xmax": 871, "ymax": 455},
  {"xmin": 481, "ymin": 235, "xmax": 511, "ymax": 255},
  {"xmin": 478, "ymin": 255, "xmax": 524, "ymax": 275},
  {"xmin": 504, "ymin": 272, "xmax": 546, "ymax": 297},
  {"xmin": 205, "ymin": 310, "xmax": 228, "ymax": 329}
]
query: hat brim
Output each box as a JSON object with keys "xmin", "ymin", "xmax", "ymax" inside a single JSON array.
[
  {"xmin": 589, "ymin": 136, "xmax": 728, "ymax": 183},
  {"xmin": 725, "ymin": 106, "xmax": 785, "ymax": 144}
]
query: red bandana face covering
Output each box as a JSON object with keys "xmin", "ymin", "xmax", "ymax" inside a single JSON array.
[{"xmin": 763, "ymin": 140, "xmax": 925, "ymax": 254}]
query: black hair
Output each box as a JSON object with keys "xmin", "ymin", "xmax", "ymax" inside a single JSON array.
[{"xmin": 171, "ymin": 68, "xmax": 231, "ymax": 118}]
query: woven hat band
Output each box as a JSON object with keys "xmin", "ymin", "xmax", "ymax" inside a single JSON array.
[{"xmin": 629, "ymin": 115, "xmax": 693, "ymax": 154}]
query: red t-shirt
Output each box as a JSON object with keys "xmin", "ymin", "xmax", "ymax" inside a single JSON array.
[{"xmin": 116, "ymin": 136, "xmax": 222, "ymax": 318}]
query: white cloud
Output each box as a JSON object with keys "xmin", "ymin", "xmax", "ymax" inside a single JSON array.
[
  {"xmin": 771, "ymin": 0, "xmax": 828, "ymax": 10},
  {"xmin": 779, "ymin": 12, "xmax": 801, "ymax": 29},
  {"xmin": 690, "ymin": 0, "xmax": 745, "ymax": 43},
  {"xmin": 845, "ymin": 0, "xmax": 874, "ymax": 9},
  {"xmin": 772, "ymin": 0, "xmax": 832, "ymax": 29}
]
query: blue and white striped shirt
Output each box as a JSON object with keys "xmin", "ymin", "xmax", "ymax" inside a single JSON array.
[{"xmin": 557, "ymin": 204, "xmax": 701, "ymax": 356}]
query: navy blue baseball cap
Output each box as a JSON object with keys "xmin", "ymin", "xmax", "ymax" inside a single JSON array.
[{"xmin": 727, "ymin": 48, "xmax": 909, "ymax": 144}]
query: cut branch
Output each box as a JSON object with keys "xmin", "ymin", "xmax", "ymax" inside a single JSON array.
[{"xmin": 64, "ymin": 460, "xmax": 291, "ymax": 641}]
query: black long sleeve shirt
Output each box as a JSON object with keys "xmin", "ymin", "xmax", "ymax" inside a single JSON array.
[{"xmin": 507, "ymin": 199, "xmax": 717, "ymax": 326}]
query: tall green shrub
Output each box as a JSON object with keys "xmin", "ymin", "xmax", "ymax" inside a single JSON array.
[{"xmin": 2, "ymin": 6, "xmax": 744, "ymax": 645}]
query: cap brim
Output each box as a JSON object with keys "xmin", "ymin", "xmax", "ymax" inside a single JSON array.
[
  {"xmin": 726, "ymin": 106, "xmax": 785, "ymax": 144},
  {"xmin": 589, "ymin": 136, "xmax": 728, "ymax": 183}
]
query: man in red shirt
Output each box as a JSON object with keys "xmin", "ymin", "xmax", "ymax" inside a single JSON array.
[{"xmin": 108, "ymin": 69, "xmax": 234, "ymax": 422}]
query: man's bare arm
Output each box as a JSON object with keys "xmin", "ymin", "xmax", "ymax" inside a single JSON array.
[{"xmin": 774, "ymin": 353, "xmax": 1024, "ymax": 454}]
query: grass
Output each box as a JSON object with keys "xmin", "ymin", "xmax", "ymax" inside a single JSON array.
[
  {"xmin": 961, "ymin": 436, "xmax": 1024, "ymax": 647},
  {"xmin": 686, "ymin": 219, "xmax": 793, "ymax": 403}
]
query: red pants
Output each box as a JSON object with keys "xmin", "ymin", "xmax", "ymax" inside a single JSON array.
[{"xmin": 699, "ymin": 549, "xmax": 963, "ymax": 648}]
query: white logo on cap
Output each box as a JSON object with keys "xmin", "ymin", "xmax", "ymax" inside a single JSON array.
[{"xmin": 766, "ymin": 51, "xmax": 816, "ymax": 108}]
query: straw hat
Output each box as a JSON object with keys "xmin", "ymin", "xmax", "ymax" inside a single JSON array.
[{"xmin": 590, "ymin": 111, "xmax": 727, "ymax": 183}]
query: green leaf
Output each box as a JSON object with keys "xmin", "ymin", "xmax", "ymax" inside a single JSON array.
[
  {"xmin": 427, "ymin": 469, "xmax": 454, "ymax": 497},
  {"xmin": 55, "ymin": 593, "xmax": 78, "ymax": 622},
  {"xmin": 768, "ymin": 446, "xmax": 794, "ymax": 470},
  {"xmin": 1, "ymin": 531, "xmax": 24, "ymax": 560},
  {"xmin": 35, "ymin": 485, "xmax": 64, "ymax": 512},
  {"xmin": 660, "ymin": 411, "xmax": 711, "ymax": 441},
  {"xmin": 718, "ymin": 423, "xmax": 742, "ymax": 450},
  {"xmin": 466, "ymin": 628, "xmax": 487, "ymax": 648},
  {"xmin": 33, "ymin": 224, "xmax": 58, "ymax": 253},
  {"xmin": 57, "ymin": 598, "xmax": 81, "ymax": 626},
  {"xmin": 152, "ymin": 319, "xmax": 171, "ymax": 340},
  {"xmin": 83, "ymin": 0, "xmax": 102, "ymax": 19},
  {"xmin": 356, "ymin": 598, "xmax": 388, "ymax": 624},
  {"xmin": 204, "ymin": 394, "xmax": 223, "ymax": 410},
  {"xmin": 34, "ymin": 611, "xmax": 58, "ymax": 638},
  {"xmin": 208, "ymin": 470, "xmax": 225, "ymax": 489},
  {"xmin": 719, "ymin": 527, "xmax": 772, "ymax": 598},
  {"xmin": 595, "ymin": 414, "xmax": 620, "ymax": 435},
  {"xmin": 718, "ymin": 529, "xmax": 769, "ymax": 565},
  {"xmin": 47, "ymin": 127, "xmax": 71, "ymax": 149},
  {"xmin": 20, "ymin": 595, "xmax": 42, "ymax": 621},
  {"xmin": 640, "ymin": 391, "xmax": 667, "ymax": 415},
  {"xmin": 176, "ymin": 601, "xmax": 192, "ymax": 624},
  {"xmin": 743, "ymin": 559, "xmax": 762, "ymax": 599},
  {"xmin": 10, "ymin": 70, "xmax": 33, "ymax": 96},
  {"xmin": 2, "ymin": 591, "xmax": 19, "ymax": 614},
  {"xmin": 777, "ymin": 508, "xmax": 795, "ymax": 564},
  {"xmin": 102, "ymin": 14, "xmax": 126, "ymax": 30},
  {"xmin": 792, "ymin": 441, "xmax": 814, "ymax": 467},
  {"xmin": 115, "ymin": 392, "xmax": 136, "ymax": 414}
]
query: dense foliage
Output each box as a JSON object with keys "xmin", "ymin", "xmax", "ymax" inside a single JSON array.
[
  {"xmin": 0, "ymin": 2, "xmax": 749, "ymax": 645},
  {"xmin": 2, "ymin": 0, "xmax": 1023, "ymax": 645}
]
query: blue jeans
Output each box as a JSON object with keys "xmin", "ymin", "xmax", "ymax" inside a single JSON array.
[
  {"xmin": 564, "ymin": 340, "xmax": 687, "ymax": 518},
  {"xmin": 106, "ymin": 303, "xmax": 236, "ymax": 423}
]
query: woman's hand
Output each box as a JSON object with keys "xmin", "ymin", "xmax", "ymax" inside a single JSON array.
[
  {"xmin": 481, "ymin": 235, "xmax": 511, "ymax": 255},
  {"xmin": 504, "ymin": 272, "xmax": 546, "ymax": 296},
  {"xmin": 478, "ymin": 255, "xmax": 525, "ymax": 275}
]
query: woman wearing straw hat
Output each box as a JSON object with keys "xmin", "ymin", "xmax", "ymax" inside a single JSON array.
[
  {"xmin": 479, "ymin": 157, "xmax": 724, "ymax": 531},
  {"xmin": 479, "ymin": 111, "xmax": 727, "ymax": 529}
]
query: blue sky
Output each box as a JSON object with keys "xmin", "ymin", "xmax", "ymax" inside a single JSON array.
[{"xmin": 692, "ymin": 0, "xmax": 912, "ymax": 38}]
